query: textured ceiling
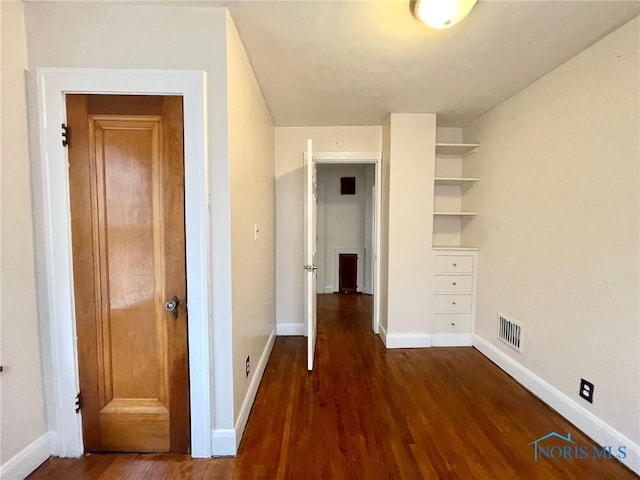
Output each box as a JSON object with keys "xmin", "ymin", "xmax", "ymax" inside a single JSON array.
[{"xmin": 224, "ymin": 1, "xmax": 639, "ymax": 126}]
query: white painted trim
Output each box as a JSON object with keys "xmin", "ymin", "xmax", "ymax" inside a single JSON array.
[
  {"xmin": 0, "ymin": 433, "xmax": 51, "ymax": 480},
  {"xmin": 378, "ymin": 322, "xmax": 388, "ymax": 347},
  {"xmin": 211, "ymin": 429, "xmax": 236, "ymax": 457},
  {"xmin": 313, "ymin": 151, "xmax": 382, "ymax": 335},
  {"xmin": 234, "ymin": 327, "xmax": 276, "ymax": 450},
  {"xmin": 315, "ymin": 152, "xmax": 381, "ymax": 163},
  {"xmin": 432, "ymin": 333, "xmax": 473, "ymax": 347},
  {"xmin": 323, "ymin": 286, "xmax": 334, "ymax": 294},
  {"xmin": 473, "ymin": 335, "xmax": 640, "ymax": 475},
  {"xmin": 211, "ymin": 326, "xmax": 276, "ymax": 456},
  {"xmin": 373, "ymin": 156, "xmax": 381, "ymax": 334},
  {"xmin": 384, "ymin": 333, "xmax": 432, "ymax": 349},
  {"xmin": 33, "ymin": 68, "xmax": 211, "ymax": 457},
  {"xmin": 276, "ymin": 323, "xmax": 305, "ymax": 336}
]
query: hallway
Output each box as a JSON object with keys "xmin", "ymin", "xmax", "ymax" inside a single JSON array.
[{"xmin": 29, "ymin": 294, "xmax": 636, "ymax": 479}]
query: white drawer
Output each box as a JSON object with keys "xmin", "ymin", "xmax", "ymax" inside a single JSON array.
[
  {"xmin": 434, "ymin": 255, "xmax": 474, "ymax": 273},
  {"xmin": 434, "ymin": 294, "xmax": 473, "ymax": 312},
  {"xmin": 432, "ymin": 314, "xmax": 472, "ymax": 333},
  {"xmin": 434, "ymin": 275, "xmax": 473, "ymax": 293}
]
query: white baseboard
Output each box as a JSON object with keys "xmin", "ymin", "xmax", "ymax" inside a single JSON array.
[
  {"xmin": 324, "ymin": 286, "xmax": 334, "ymax": 294},
  {"xmin": 432, "ymin": 333, "xmax": 472, "ymax": 347},
  {"xmin": 234, "ymin": 326, "xmax": 276, "ymax": 451},
  {"xmin": 276, "ymin": 323, "xmax": 305, "ymax": 336},
  {"xmin": 0, "ymin": 432, "xmax": 51, "ymax": 480},
  {"xmin": 473, "ymin": 334, "xmax": 640, "ymax": 475},
  {"xmin": 211, "ymin": 326, "xmax": 276, "ymax": 457},
  {"xmin": 379, "ymin": 330, "xmax": 470, "ymax": 349},
  {"xmin": 385, "ymin": 332, "xmax": 432, "ymax": 349},
  {"xmin": 378, "ymin": 322, "xmax": 388, "ymax": 347},
  {"xmin": 211, "ymin": 428, "xmax": 235, "ymax": 456}
]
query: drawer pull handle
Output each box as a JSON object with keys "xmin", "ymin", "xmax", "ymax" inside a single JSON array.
[
  {"xmin": 452, "ymin": 301, "xmax": 456, "ymax": 305},
  {"xmin": 452, "ymin": 282, "xmax": 457, "ymax": 286},
  {"xmin": 451, "ymin": 322, "xmax": 456, "ymax": 326},
  {"xmin": 453, "ymin": 263, "xmax": 457, "ymax": 267}
]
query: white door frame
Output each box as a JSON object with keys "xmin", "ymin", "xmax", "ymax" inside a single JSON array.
[
  {"xmin": 32, "ymin": 68, "xmax": 212, "ymax": 457},
  {"xmin": 314, "ymin": 152, "xmax": 382, "ymax": 334}
]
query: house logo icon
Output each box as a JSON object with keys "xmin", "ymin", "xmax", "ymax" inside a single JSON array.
[
  {"xmin": 528, "ymin": 431, "xmax": 628, "ymax": 462},
  {"xmin": 528, "ymin": 432, "xmax": 576, "ymax": 462}
]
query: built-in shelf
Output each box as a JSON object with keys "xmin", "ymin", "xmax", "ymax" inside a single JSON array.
[
  {"xmin": 433, "ymin": 212, "xmax": 477, "ymax": 216},
  {"xmin": 435, "ymin": 143, "xmax": 480, "ymax": 156},
  {"xmin": 434, "ymin": 177, "xmax": 479, "ymax": 186},
  {"xmin": 433, "ymin": 137, "xmax": 480, "ymax": 252}
]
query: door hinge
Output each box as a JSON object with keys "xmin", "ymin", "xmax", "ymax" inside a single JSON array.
[
  {"xmin": 62, "ymin": 123, "xmax": 70, "ymax": 147},
  {"xmin": 75, "ymin": 391, "xmax": 82, "ymax": 413}
]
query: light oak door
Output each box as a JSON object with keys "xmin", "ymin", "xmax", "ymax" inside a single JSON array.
[{"xmin": 67, "ymin": 95, "xmax": 190, "ymax": 453}]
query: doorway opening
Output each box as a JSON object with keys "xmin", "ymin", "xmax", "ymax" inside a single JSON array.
[
  {"xmin": 316, "ymin": 162, "xmax": 377, "ymax": 329},
  {"xmin": 339, "ymin": 254, "xmax": 358, "ymax": 294}
]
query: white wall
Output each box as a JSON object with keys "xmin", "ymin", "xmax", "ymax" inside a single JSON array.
[
  {"xmin": 275, "ymin": 127, "xmax": 380, "ymax": 328},
  {"xmin": 23, "ymin": 1, "xmax": 240, "ymax": 454},
  {"xmin": 436, "ymin": 127, "xmax": 463, "ymax": 144},
  {"xmin": 316, "ymin": 164, "xmax": 374, "ymax": 294},
  {"xmin": 363, "ymin": 165, "xmax": 375, "ymax": 294},
  {"xmin": 226, "ymin": 14, "xmax": 276, "ymax": 425},
  {"xmin": 386, "ymin": 114, "xmax": 436, "ymax": 336},
  {"xmin": 463, "ymin": 16, "xmax": 639, "ymax": 443},
  {"xmin": 0, "ymin": 0, "xmax": 48, "ymax": 469},
  {"xmin": 379, "ymin": 118, "xmax": 391, "ymax": 331}
]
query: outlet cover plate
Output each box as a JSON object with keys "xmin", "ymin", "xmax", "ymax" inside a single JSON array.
[{"xmin": 579, "ymin": 378, "xmax": 594, "ymax": 403}]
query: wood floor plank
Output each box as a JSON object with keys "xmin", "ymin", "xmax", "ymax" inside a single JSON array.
[{"xmin": 28, "ymin": 294, "xmax": 638, "ymax": 479}]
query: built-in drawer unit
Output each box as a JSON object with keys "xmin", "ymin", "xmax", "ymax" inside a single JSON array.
[
  {"xmin": 434, "ymin": 254, "xmax": 474, "ymax": 273},
  {"xmin": 434, "ymin": 274, "xmax": 473, "ymax": 293},
  {"xmin": 432, "ymin": 249, "xmax": 478, "ymax": 339},
  {"xmin": 434, "ymin": 294, "xmax": 473, "ymax": 312}
]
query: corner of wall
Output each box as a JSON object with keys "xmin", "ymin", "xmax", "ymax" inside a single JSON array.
[
  {"xmin": 473, "ymin": 334, "xmax": 640, "ymax": 475},
  {"xmin": 0, "ymin": 433, "xmax": 51, "ymax": 480}
]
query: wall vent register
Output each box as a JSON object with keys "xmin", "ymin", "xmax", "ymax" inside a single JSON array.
[{"xmin": 497, "ymin": 313, "xmax": 524, "ymax": 353}]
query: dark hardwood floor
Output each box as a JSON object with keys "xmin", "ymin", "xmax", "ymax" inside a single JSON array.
[{"xmin": 29, "ymin": 294, "xmax": 637, "ymax": 479}]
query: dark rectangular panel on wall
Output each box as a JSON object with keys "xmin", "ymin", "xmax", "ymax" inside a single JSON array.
[{"xmin": 340, "ymin": 177, "xmax": 356, "ymax": 195}]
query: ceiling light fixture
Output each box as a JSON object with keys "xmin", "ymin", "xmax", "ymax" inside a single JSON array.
[{"xmin": 414, "ymin": 0, "xmax": 478, "ymax": 29}]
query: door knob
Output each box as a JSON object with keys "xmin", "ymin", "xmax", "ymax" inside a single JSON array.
[{"xmin": 165, "ymin": 296, "xmax": 179, "ymax": 319}]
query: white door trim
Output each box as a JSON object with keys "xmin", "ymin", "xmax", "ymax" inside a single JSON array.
[
  {"xmin": 32, "ymin": 68, "xmax": 212, "ymax": 457},
  {"xmin": 314, "ymin": 152, "xmax": 382, "ymax": 334}
]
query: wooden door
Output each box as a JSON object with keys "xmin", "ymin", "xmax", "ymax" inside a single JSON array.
[
  {"xmin": 339, "ymin": 254, "xmax": 358, "ymax": 294},
  {"xmin": 67, "ymin": 94, "xmax": 190, "ymax": 453}
]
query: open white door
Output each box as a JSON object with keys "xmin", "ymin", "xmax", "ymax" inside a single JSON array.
[{"xmin": 304, "ymin": 139, "xmax": 318, "ymax": 371}]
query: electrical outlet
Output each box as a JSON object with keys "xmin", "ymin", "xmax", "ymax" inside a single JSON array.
[
  {"xmin": 246, "ymin": 356, "xmax": 250, "ymax": 378},
  {"xmin": 579, "ymin": 378, "xmax": 594, "ymax": 403}
]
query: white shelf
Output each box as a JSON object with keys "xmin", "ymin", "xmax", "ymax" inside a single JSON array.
[
  {"xmin": 433, "ymin": 246, "xmax": 479, "ymax": 251},
  {"xmin": 433, "ymin": 212, "xmax": 477, "ymax": 216},
  {"xmin": 434, "ymin": 177, "xmax": 479, "ymax": 186},
  {"xmin": 435, "ymin": 143, "xmax": 480, "ymax": 156}
]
